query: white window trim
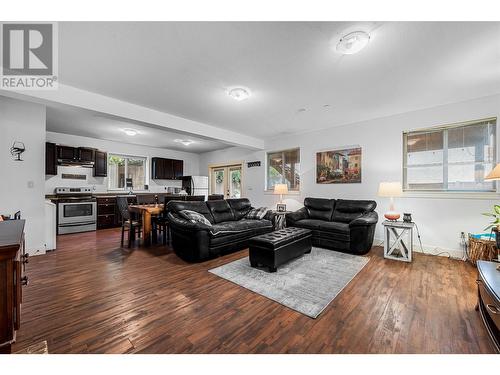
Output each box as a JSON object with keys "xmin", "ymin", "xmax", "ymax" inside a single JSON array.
[
  {"xmin": 107, "ymin": 153, "xmax": 149, "ymax": 191},
  {"xmin": 402, "ymin": 117, "xmax": 497, "ymax": 195},
  {"xmin": 265, "ymin": 147, "xmax": 301, "ymax": 192}
]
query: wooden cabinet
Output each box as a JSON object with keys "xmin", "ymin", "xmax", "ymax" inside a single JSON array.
[
  {"xmin": 0, "ymin": 220, "xmax": 26, "ymax": 354},
  {"xmin": 477, "ymin": 260, "xmax": 500, "ymax": 353},
  {"xmin": 152, "ymin": 157, "xmax": 183, "ymax": 180},
  {"xmin": 57, "ymin": 145, "xmax": 78, "ymax": 161},
  {"xmin": 45, "ymin": 142, "xmax": 57, "ymax": 175},
  {"xmin": 94, "ymin": 151, "xmax": 107, "ymax": 177},
  {"xmin": 78, "ymin": 147, "xmax": 95, "ymax": 163},
  {"xmin": 173, "ymin": 159, "xmax": 184, "ymax": 179},
  {"xmin": 97, "ymin": 197, "xmax": 118, "ymax": 229}
]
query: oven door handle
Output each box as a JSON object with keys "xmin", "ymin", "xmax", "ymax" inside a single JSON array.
[{"xmin": 59, "ymin": 221, "xmax": 96, "ymax": 227}]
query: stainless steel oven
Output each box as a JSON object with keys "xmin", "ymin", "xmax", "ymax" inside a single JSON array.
[{"xmin": 55, "ymin": 187, "xmax": 97, "ymax": 234}]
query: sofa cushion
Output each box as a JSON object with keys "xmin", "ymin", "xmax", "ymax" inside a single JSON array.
[
  {"xmin": 178, "ymin": 210, "xmax": 213, "ymax": 226},
  {"xmin": 209, "ymin": 219, "xmax": 273, "ymax": 246},
  {"xmin": 304, "ymin": 197, "xmax": 335, "ymax": 221},
  {"xmin": 227, "ymin": 198, "xmax": 252, "ymax": 220},
  {"xmin": 332, "ymin": 199, "xmax": 377, "ymax": 223},
  {"xmin": 319, "ymin": 221, "xmax": 350, "ymax": 234},
  {"xmin": 206, "ymin": 200, "xmax": 235, "ymax": 223},
  {"xmin": 167, "ymin": 200, "xmax": 215, "ymax": 224},
  {"xmin": 245, "ymin": 207, "xmax": 267, "ymax": 220},
  {"xmin": 292, "ymin": 219, "xmax": 324, "ymax": 230}
]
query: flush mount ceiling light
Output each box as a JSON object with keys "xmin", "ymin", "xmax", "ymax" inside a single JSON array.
[
  {"xmin": 228, "ymin": 87, "xmax": 251, "ymax": 101},
  {"xmin": 174, "ymin": 139, "xmax": 195, "ymax": 146},
  {"xmin": 336, "ymin": 31, "xmax": 370, "ymax": 55},
  {"xmin": 123, "ymin": 128, "xmax": 138, "ymax": 136}
]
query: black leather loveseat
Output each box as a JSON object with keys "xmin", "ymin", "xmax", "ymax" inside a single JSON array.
[
  {"xmin": 166, "ymin": 198, "xmax": 274, "ymax": 262},
  {"xmin": 286, "ymin": 198, "xmax": 378, "ymax": 255}
]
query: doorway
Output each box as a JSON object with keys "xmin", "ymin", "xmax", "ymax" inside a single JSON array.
[{"xmin": 209, "ymin": 163, "xmax": 243, "ymax": 199}]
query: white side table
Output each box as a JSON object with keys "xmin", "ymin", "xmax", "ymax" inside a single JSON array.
[
  {"xmin": 271, "ymin": 211, "xmax": 289, "ymax": 230},
  {"xmin": 382, "ymin": 220, "xmax": 415, "ymax": 262}
]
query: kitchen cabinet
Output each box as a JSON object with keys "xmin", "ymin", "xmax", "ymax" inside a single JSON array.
[
  {"xmin": 45, "ymin": 142, "xmax": 57, "ymax": 175},
  {"xmin": 57, "ymin": 145, "xmax": 78, "ymax": 161},
  {"xmin": 94, "ymin": 151, "xmax": 107, "ymax": 177},
  {"xmin": 96, "ymin": 196, "xmax": 136, "ymax": 229},
  {"xmin": 78, "ymin": 147, "xmax": 95, "ymax": 163},
  {"xmin": 152, "ymin": 157, "xmax": 183, "ymax": 180}
]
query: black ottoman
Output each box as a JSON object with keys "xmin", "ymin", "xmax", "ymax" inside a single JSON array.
[{"xmin": 248, "ymin": 227, "xmax": 312, "ymax": 272}]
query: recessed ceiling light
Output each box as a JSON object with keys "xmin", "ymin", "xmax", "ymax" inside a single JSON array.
[
  {"xmin": 174, "ymin": 139, "xmax": 195, "ymax": 146},
  {"xmin": 336, "ymin": 31, "xmax": 370, "ymax": 55},
  {"xmin": 123, "ymin": 128, "xmax": 138, "ymax": 136},
  {"xmin": 228, "ymin": 87, "xmax": 251, "ymax": 101}
]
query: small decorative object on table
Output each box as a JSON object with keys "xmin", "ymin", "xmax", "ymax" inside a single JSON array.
[
  {"xmin": 377, "ymin": 182, "xmax": 403, "ymax": 221},
  {"xmin": 382, "ymin": 220, "xmax": 414, "ymax": 262},
  {"xmin": 276, "ymin": 203, "xmax": 286, "ymax": 212}
]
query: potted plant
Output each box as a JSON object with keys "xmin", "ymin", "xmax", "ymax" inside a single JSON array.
[{"xmin": 482, "ymin": 204, "xmax": 500, "ymax": 249}]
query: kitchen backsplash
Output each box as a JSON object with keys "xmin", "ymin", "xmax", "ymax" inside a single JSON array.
[{"xmin": 45, "ymin": 165, "xmax": 182, "ymax": 194}]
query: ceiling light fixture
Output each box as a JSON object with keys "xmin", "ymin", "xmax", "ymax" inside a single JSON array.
[
  {"xmin": 336, "ymin": 31, "xmax": 370, "ymax": 55},
  {"xmin": 174, "ymin": 139, "xmax": 195, "ymax": 146},
  {"xmin": 228, "ymin": 87, "xmax": 251, "ymax": 101},
  {"xmin": 123, "ymin": 128, "xmax": 138, "ymax": 136}
]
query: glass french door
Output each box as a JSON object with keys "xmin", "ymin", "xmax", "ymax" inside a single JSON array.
[{"xmin": 210, "ymin": 164, "xmax": 242, "ymax": 199}]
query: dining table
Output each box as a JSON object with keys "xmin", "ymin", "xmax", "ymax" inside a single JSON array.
[{"xmin": 128, "ymin": 204, "xmax": 164, "ymax": 246}]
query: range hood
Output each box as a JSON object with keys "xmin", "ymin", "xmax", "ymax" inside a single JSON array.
[{"xmin": 57, "ymin": 159, "xmax": 95, "ymax": 168}]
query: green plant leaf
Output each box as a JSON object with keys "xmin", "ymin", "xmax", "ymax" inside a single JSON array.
[
  {"xmin": 482, "ymin": 213, "xmax": 497, "ymax": 217},
  {"xmin": 494, "ymin": 205, "xmax": 500, "ymax": 214}
]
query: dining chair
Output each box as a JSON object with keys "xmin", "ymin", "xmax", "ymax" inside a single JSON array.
[
  {"xmin": 152, "ymin": 196, "xmax": 182, "ymax": 245},
  {"xmin": 185, "ymin": 195, "xmax": 205, "ymax": 201},
  {"xmin": 208, "ymin": 194, "xmax": 224, "ymax": 201},
  {"xmin": 136, "ymin": 194, "xmax": 157, "ymax": 204},
  {"xmin": 116, "ymin": 196, "xmax": 142, "ymax": 248}
]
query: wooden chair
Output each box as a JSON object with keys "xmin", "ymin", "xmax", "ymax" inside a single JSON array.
[
  {"xmin": 152, "ymin": 196, "xmax": 183, "ymax": 245},
  {"xmin": 136, "ymin": 194, "xmax": 157, "ymax": 205},
  {"xmin": 116, "ymin": 196, "xmax": 142, "ymax": 248},
  {"xmin": 208, "ymin": 194, "xmax": 224, "ymax": 201},
  {"xmin": 185, "ymin": 195, "xmax": 205, "ymax": 201}
]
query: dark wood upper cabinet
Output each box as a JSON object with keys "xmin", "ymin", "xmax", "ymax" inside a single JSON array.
[
  {"xmin": 94, "ymin": 151, "xmax": 107, "ymax": 177},
  {"xmin": 45, "ymin": 142, "xmax": 57, "ymax": 175},
  {"xmin": 57, "ymin": 145, "xmax": 78, "ymax": 160},
  {"xmin": 152, "ymin": 157, "xmax": 183, "ymax": 180},
  {"xmin": 78, "ymin": 147, "xmax": 95, "ymax": 163},
  {"xmin": 173, "ymin": 159, "xmax": 184, "ymax": 179}
]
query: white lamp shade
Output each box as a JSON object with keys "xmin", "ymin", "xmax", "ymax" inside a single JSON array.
[
  {"xmin": 378, "ymin": 182, "xmax": 402, "ymax": 197},
  {"xmin": 485, "ymin": 163, "xmax": 500, "ymax": 180},
  {"xmin": 273, "ymin": 184, "xmax": 289, "ymax": 195}
]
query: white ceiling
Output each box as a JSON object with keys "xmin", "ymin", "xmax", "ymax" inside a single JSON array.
[
  {"xmin": 53, "ymin": 22, "xmax": 500, "ymax": 141},
  {"xmin": 46, "ymin": 105, "xmax": 231, "ymax": 153}
]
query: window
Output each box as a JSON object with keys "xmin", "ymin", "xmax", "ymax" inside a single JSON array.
[
  {"xmin": 403, "ymin": 118, "xmax": 496, "ymax": 192},
  {"xmin": 267, "ymin": 148, "xmax": 300, "ymax": 191},
  {"xmin": 108, "ymin": 154, "xmax": 147, "ymax": 190}
]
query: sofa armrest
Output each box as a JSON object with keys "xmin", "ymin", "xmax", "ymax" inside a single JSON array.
[
  {"xmin": 349, "ymin": 211, "xmax": 379, "ymax": 227},
  {"xmin": 167, "ymin": 212, "xmax": 212, "ymax": 232},
  {"xmin": 286, "ymin": 207, "xmax": 309, "ymax": 226}
]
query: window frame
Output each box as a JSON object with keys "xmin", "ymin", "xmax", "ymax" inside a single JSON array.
[
  {"xmin": 265, "ymin": 147, "xmax": 301, "ymax": 192},
  {"xmin": 107, "ymin": 153, "xmax": 149, "ymax": 191},
  {"xmin": 402, "ymin": 117, "xmax": 497, "ymax": 194}
]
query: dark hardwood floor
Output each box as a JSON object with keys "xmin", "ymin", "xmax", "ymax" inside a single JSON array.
[{"xmin": 11, "ymin": 228, "xmax": 495, "ymax": 354}]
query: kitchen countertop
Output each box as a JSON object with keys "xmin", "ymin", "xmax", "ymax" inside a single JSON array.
[{"xmin": 45, "ymin": 193, "xmax": 184, "ymax": 200}]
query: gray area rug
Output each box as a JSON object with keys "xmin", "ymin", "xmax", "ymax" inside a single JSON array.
[{"xmin": 209, "ymin": 247, "xmax": 370, "ymax": 318}]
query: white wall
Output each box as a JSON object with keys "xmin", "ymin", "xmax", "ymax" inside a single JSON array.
[
  {"xmin": 0, "ymin": 96, "xmax": 46, "ymax": 255},
  {"xmin": 45, "ymin": 132, "xmax": 201, "ymax": 194},
  {"xmin": 199, "ymin": 94, "xmax": 500, "ymax": 257}
]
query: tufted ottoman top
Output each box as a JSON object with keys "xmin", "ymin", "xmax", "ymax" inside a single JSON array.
[{"xmin": 249, "ymin": 227, "xmax": 311, "ymax": 250}]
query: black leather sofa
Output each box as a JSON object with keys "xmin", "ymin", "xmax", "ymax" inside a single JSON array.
[
  {"xmin": 286, "ymin": 198, "xmax": 378, "ymax": 255},
  {"xmin": 166, "ymin": 198, "xmax": 274, "ymax": 262}
]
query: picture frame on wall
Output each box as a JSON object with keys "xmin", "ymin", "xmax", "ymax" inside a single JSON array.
[
  {"xmin": 276, "ymin": 203, "xmax": 287, "ymax": 212},
  {"xmin": 316, "ymin": 146, "xmax": 362, "ymax": 184}
]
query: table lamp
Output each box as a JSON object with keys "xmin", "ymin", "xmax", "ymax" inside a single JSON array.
[
  {"xmin": 378, "ymin": 182, "xmax": 402, "ymax": 221},
  {"xmin": 273, "ymin": 184, "xmax": 288, "ymax": 204}
]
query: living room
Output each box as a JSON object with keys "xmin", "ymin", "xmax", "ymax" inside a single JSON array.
[{"xmin": 1, "ymin": 1, "xmax": 499, "ymax": 373}]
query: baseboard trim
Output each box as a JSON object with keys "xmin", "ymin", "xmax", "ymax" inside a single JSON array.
[{"xmin": 373, "ymin": 237, "xmax": 465, "ymax": 260}]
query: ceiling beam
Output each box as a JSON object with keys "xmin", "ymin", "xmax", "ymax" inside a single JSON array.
[{"xmin": 0, "ymin": 84, "xmax": 265, "ymax": 150}]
